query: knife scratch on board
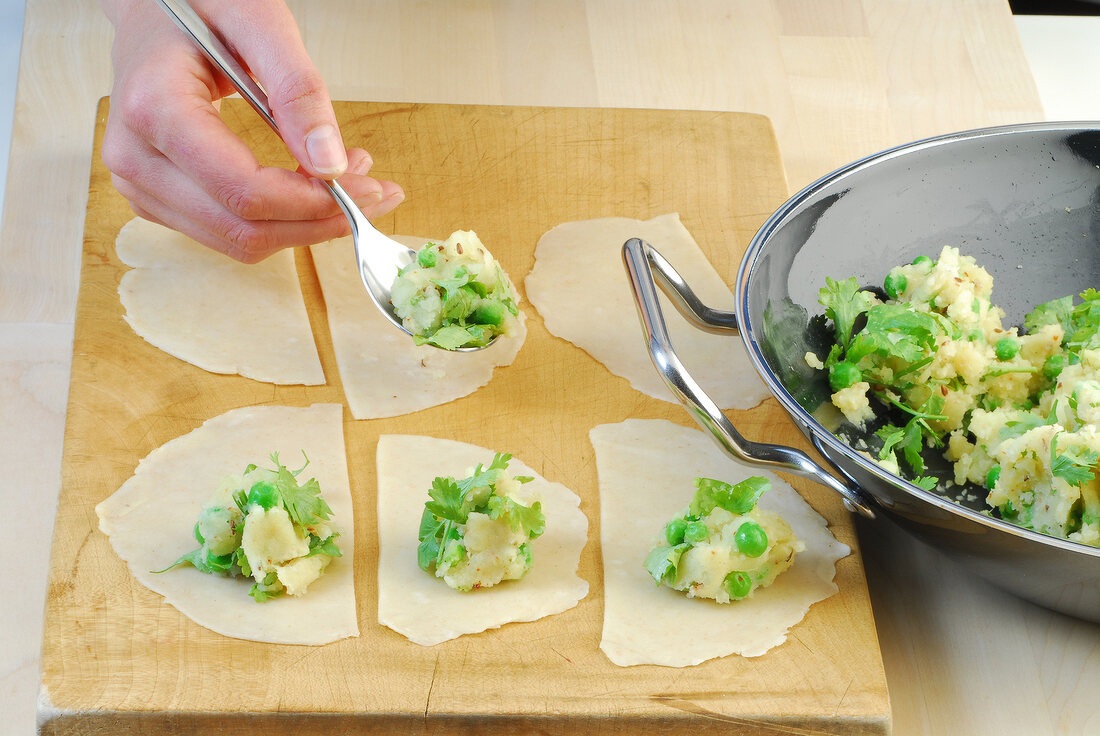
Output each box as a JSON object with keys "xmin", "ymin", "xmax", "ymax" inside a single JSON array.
[
  {"xmin": 650, "ymin": 695, "xmax": 834, "ymax": 735},
  {"xmin": 423, "ymin": 653, "xmax": 441, "ymax": 718}
]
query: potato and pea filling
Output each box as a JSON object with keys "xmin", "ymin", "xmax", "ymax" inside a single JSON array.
[
  {"xmin": 417, "ymin": 453, "xmax": 546, "ymax": 591},
  {"xmin": 645, "ymin": 476, "xmax": 804, "ymax": 603},
  {"xmin": 391, "ymin": 230, "xmax": 520, "ymax": 350},
  {"xmin": 156, "ymin": 454, "xmax": 342, "ymax": 602},
  {"xmin": 814, "ymin": 245, "xmax": 1100, "ymax": 545}
]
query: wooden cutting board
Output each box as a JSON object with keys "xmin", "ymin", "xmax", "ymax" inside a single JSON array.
[{"xmin": 39, "ymin": 98, "xmax": 890, "ymax": 734}]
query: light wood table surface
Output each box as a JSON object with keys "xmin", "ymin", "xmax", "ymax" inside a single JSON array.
[{"xmin": 2, "ymin": 1, "xmax": 1097, "ymax": 734}]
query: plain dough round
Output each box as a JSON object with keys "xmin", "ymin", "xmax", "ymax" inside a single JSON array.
[
  {"xmin": 526, "ymin": 213, "xmax": 769, "ymax": 409},
  {"xmin": 116, "ymin": 217, "xmax": 324, "ymax": 385}
]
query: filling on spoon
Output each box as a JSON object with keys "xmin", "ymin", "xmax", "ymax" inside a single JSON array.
[{"xmin": 391, "ymin": 230, "xmax": 520, "ymax": 350}]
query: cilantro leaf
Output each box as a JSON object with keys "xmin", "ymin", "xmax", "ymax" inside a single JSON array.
[
  {"xmin": 819, "ymin": 277, "xmax": 876, "ymax": 349},
  {"xmin": 999, "ymin": 413, "xmax": 1052, "ymax": 440},
  {"xmin": 418, "ymin": 324, "xmax": 481, "ymax": 350},
  {"xmin": 1050, "ymin": 434, "xmax": 1099, "ymax": 487},
  {"xmin": 306, "ymin": 533, "xmax": 342, "ymax": 558},
  {"xmin": 417, "ymin": 533, "xmax": 441, "ymax": 572},
  {"xmin": 846, "ymin": 304, "xmax": 939, "ymax": 365},
  {"xmin": 424, "ymin": 476, "xmax": 467, "ymax": 523},
  {"xmin": 274, "ymin": 467, "xmax": 333, "ymax": 528},
  {"xmin": 1064, "ymin": 289, "xmax": 1100, "ymax": 353},
  {"xmin": 487, "ymin": 496, "xmax": 545, "ymax": 539},
  {"xmin": 898, "ymin": 419, "xmax": 928, "ymax": 475},
  {"xmin": 431, "ymin": 266, "xmax": 472, "ymax": 299},
  {"xmin": 874, "ymin": 424, "xmax": 905, "ymax": 462},
  {"xmin": 1024, "ymin": 294, "xmax": 1074, "ymax": 333},
  {"xmin": 152, "ymin": 547, "xmax": 234, "ymax": 575},
  {"xmin": 689, "ymin": 476, "xmax": 770, "ymax": 517},
  {"xmin": 644, "ymin": 542, "xmax": 690, "ymax": 586}
]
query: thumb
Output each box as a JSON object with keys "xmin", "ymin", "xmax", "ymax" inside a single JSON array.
[{"xmin": 208, "ymin": 1, "xmax": 347, "ymax": 179}]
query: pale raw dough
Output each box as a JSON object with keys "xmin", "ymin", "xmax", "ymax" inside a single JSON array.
[
  {"xmin": 310, "ymin": 235, "xmax": 527, "ymax": 419},
  {"xmin": 525, "ymin": 213, "xmax": 769, "ymax": 409},
  {"xmin": 376, "ymin": 435, "xmax": 589, "ymax": 645},
  {"xmin": 96, "ymin": 404, "xmax": 357, "ymax": 645},
  {"xmin": 591, "ymin": 418, "xmax": 848, "ymax": 666},
  {"xmin": 115, "ymin": 217, "xmax": 324, "ymax": 385}
]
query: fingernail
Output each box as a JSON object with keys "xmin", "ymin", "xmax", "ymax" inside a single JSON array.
[{"xmin": 305, "ymin": 125, "xmax": 348, "ymax": 177}]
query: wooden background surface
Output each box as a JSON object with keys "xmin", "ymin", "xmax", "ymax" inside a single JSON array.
[
  {"xmin": 5, "ymin": 2, "xmax": 1098, "ymax": 735},
  {"xmin": 40, "ymin": 99, "xmax": 888, "ymax": 734}
]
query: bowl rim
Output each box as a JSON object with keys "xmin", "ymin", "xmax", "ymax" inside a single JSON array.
[{"xmin": 736, "ymin": 120, "xmax": 1100, "ymax": 558}]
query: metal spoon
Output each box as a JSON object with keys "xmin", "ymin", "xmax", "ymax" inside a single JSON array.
[{"xmin": 154, "ymin": 0, "xmax": 495, "ymax": 350}]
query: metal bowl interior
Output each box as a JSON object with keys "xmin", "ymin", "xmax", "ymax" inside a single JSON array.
[{"xmin": 737, "ymin": 122, "xmax": 1100, "ymax": 621}]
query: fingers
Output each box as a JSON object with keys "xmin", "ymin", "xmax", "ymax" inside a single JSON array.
[
  {"xmin": 100, "ymin": 0, "xmax": 405, "ymax": 262},
  {"xmin": 110, "ymin": 142, "xmax": 404, "ymax": 263}
]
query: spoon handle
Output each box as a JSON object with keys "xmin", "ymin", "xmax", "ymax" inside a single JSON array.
[{"xmin": 154, "ymin": 0, "xmax": 279, "ymax": 132}]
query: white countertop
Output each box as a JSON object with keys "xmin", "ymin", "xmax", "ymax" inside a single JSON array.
[{"xmin": 1, "ymin": 6, "xmax": 1098, "ymax": 735}]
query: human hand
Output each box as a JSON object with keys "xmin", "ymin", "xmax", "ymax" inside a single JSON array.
[{"xmin": 101, "ymin": 0, "xmax": 404, "ymax": 263}]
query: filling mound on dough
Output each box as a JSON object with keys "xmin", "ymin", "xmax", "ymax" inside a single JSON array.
[
  {"xmin": 814, "ymin": 245, "xmax": 1100, "ymax": 546},
  {"xmin": 417, "ymin": 453, "xmax": 545, "ymax": 591},
  {"xmin": 157, "ymin": 453, "xmax": 342, "ymax": 602},
  {"xmin": 391, "ymin": 230, "xmax": 520, "ymax": 350},
  {"xmin": 645, "ymin": 476, "xmax": 804, "ymax": 603}
]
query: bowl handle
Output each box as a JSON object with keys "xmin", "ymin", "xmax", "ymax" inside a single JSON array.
[{"xmin": 622, "ymin": 238, "xmax": 877, "ymax": 519}]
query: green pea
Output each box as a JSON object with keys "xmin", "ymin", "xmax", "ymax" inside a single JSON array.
[
  {"xmin": 912, "ymin": 255, "xmax": 933, "ymax": 267},
  {"xmin": 985, "ymin": 465, "xmax": 1001, "ymax": 489},
  {"xmin": 247, "ymin": 481, "xmax": 280, "ymax": 510},
  {"xmin": 416, "ymin": 247, "xmax": 437, "ymax": 268},
  {"xmin": 734, "ymin": 521, "xmax": 769, "ymax": 558},
  {"xmin": 1043, "ymin": 354, "xmax": 1066, "ymax": 381},
  {"xmin": 723, "ymin": 571, "xmax": 752, "ymax": 600},
  {"xmin": 471, "ymin": 301, "xmax": 505, "ymax": 326},
  {"xmin": 883, "ymin": 271, "xmax": 907, "ymax": 300},
  {"xmin": 683, "ymin": 521, "xmax": 709, "ymax": 544},
  {"xmin": 829, "ymin": 361, "xmax": 862, "ymax": 391},
  {"xmin": 994, "ymin": 338, "xmax": 1019, "ymax": 361},
  {"xmin": 665, "ymin": 518, "xmax": 688, "ymax": 546}
]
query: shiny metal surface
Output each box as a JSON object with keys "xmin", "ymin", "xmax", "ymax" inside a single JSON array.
[
  {"xmin": 627, "ymin": 122, "xmax": 1100, "ymax": 622},
  {"xmin": 622, "ymin": 238, "xmax": 877, "ymax": 519},
  {"xmin": 155, "ymin": 0, "xmax": 495, "ymax": 351}
]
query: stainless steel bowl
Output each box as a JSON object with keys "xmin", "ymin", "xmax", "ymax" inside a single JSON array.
[{"xmin": 624, "ymin": 122, "xmax": 1100, "ymax": 623}]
